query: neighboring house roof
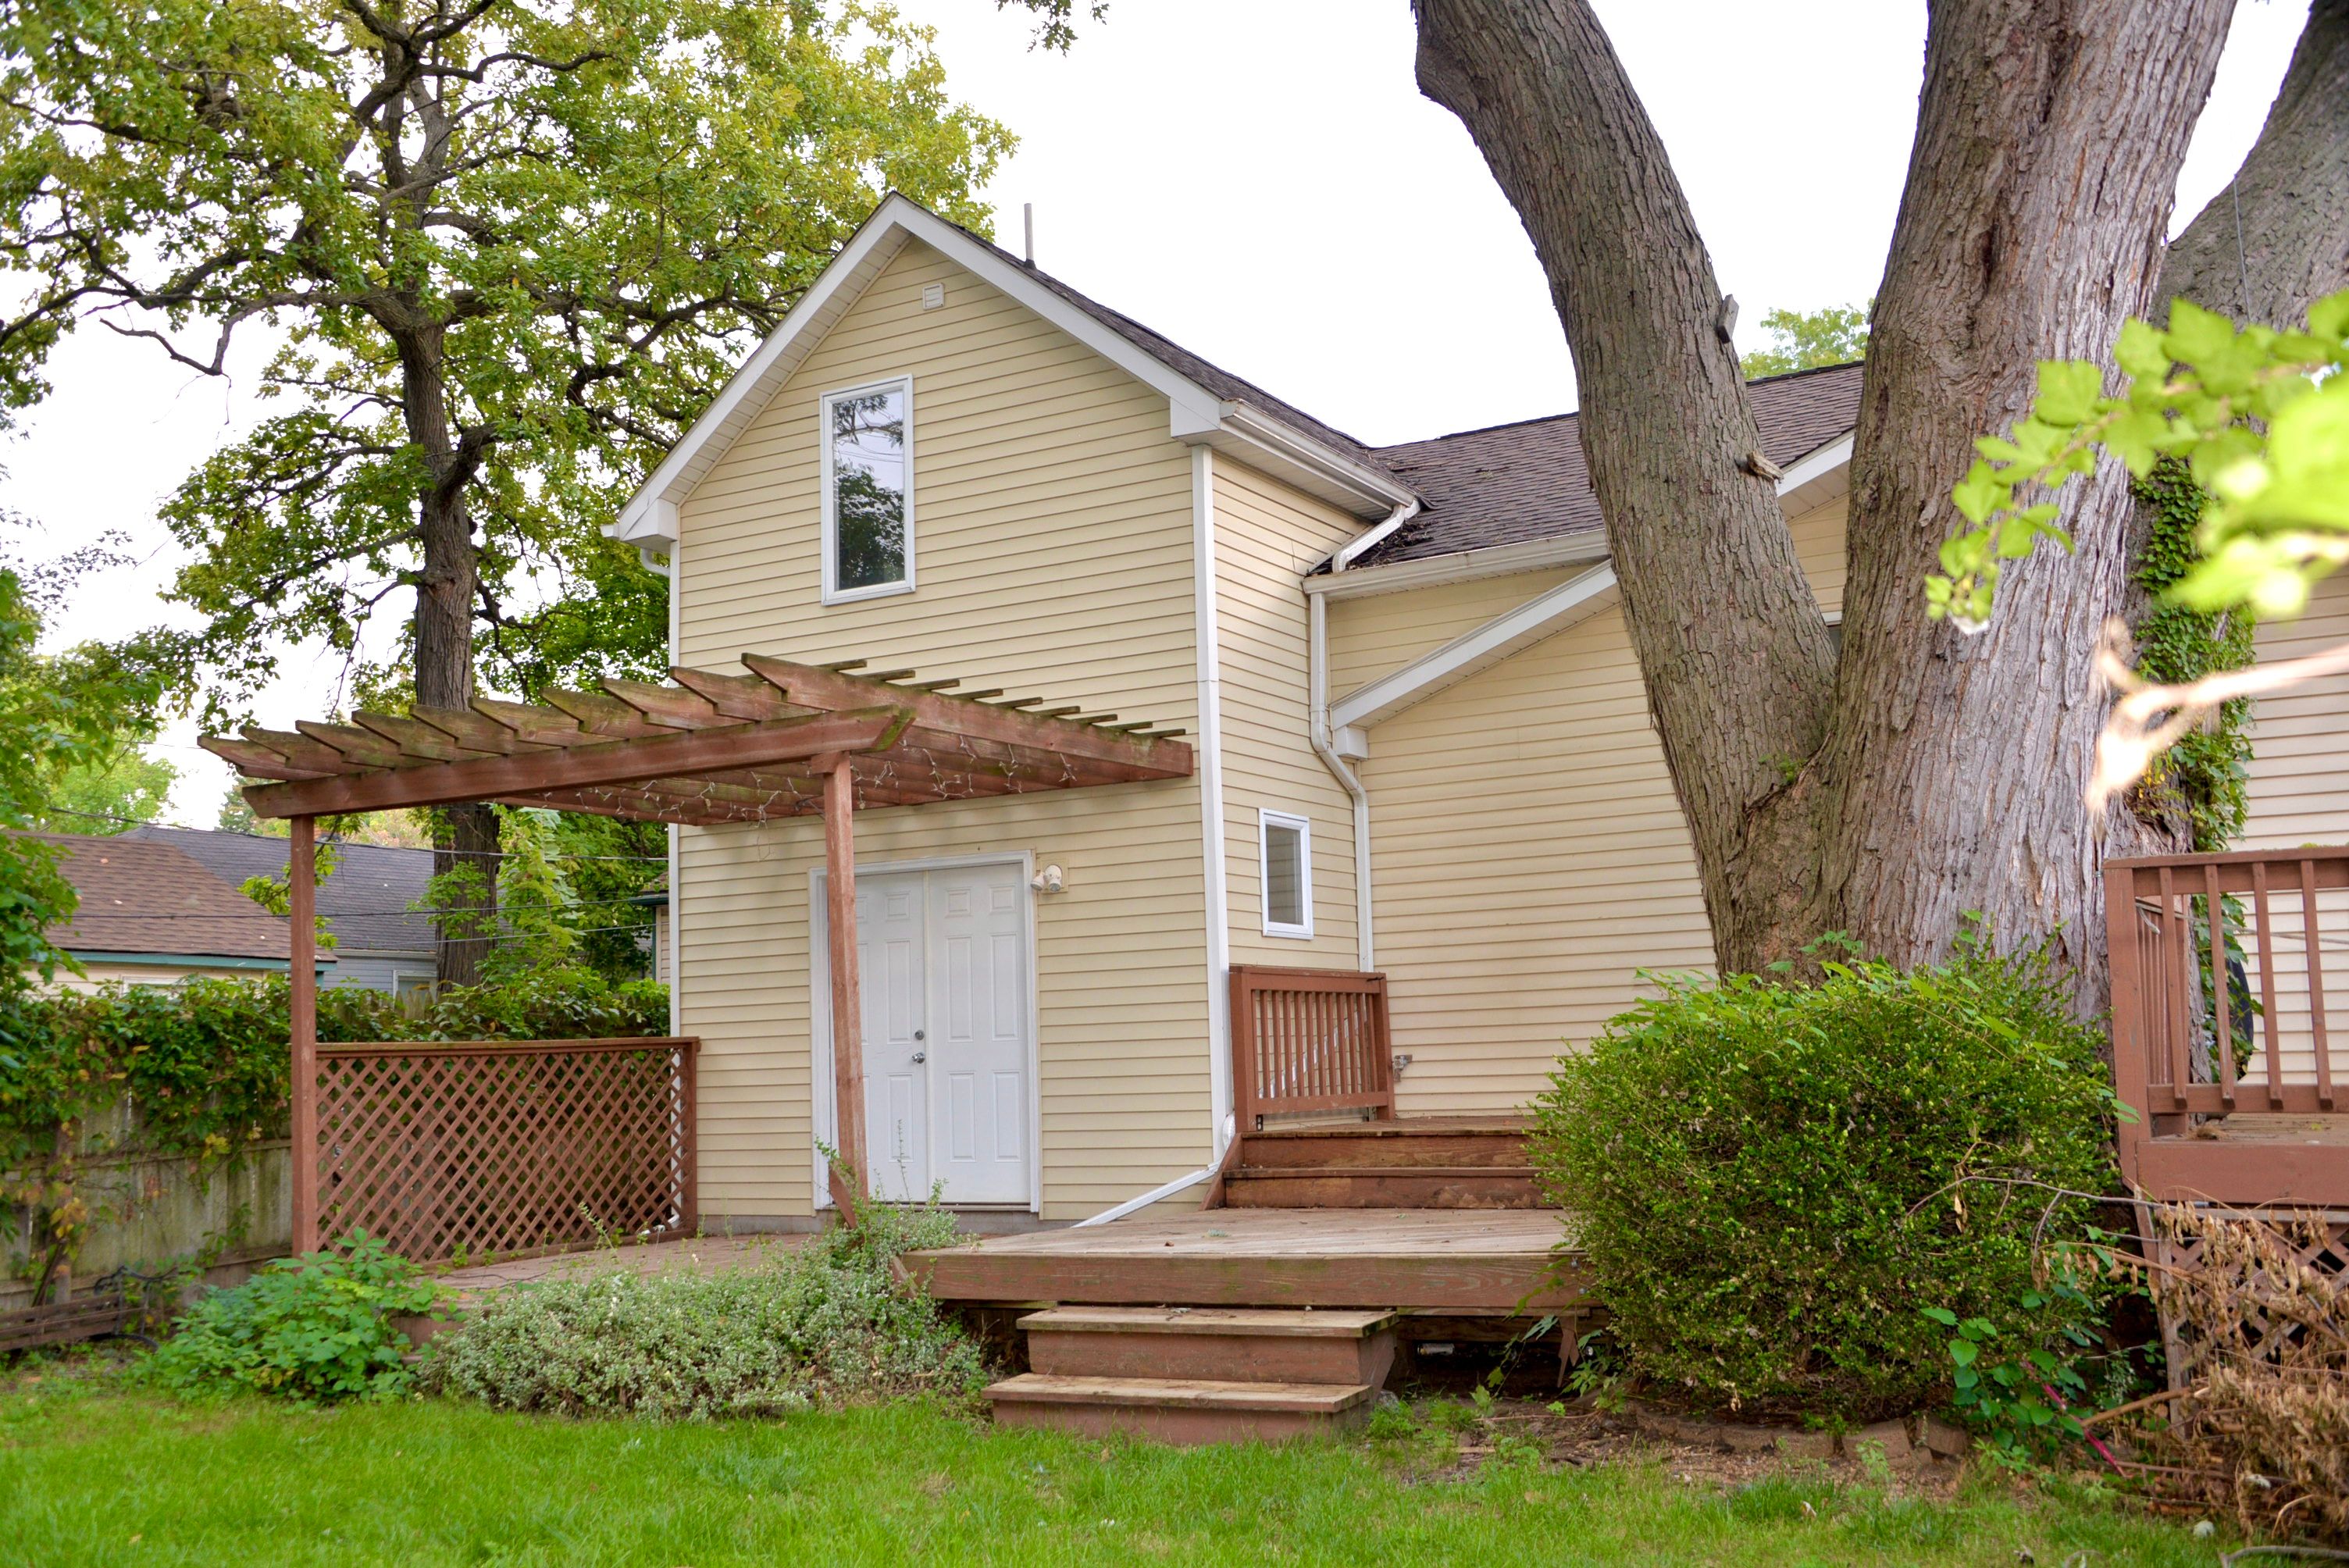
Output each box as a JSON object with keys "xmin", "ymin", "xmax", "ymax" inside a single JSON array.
[
  {"xmin": 30, "ymin": 832, "xmax": 304, "ymax": 964},
  {"xmin": 1353, "ymin": 362, "xmax": 1866, "ymax": 569},
  {"xmin": 127, "ymin": 826, "xmax": 436, "ymax": 957}
]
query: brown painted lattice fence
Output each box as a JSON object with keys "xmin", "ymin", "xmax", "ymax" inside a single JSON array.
[
  {"xmin": 311, "ymin": 1037, "xmax": 697, "ymax": 1263},
  {"xmin": 1230, "ymin": 966, "xmax": 1395, "ymax": 1128}
]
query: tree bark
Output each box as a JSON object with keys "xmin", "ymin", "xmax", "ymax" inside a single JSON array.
[
  {"xmin": 1414, "ymin": 0, "xmax": 2232, "ymax": 1001},
  {"xmin": 2160, "ymin": 0, "xmax": 2349, "ymax": 325},
  {"xmin": 1821, "ymin": 0, "xmax": 2231, "ymax": 1001}
]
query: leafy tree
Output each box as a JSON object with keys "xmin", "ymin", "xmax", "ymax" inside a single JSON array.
[
  {"xmin": 0, "ymin": 558, "xmax": 163, "ymax": 993},
  {"xmin": 1740, "ymin": 301, "xmax": 1870, "ymax": 380},
  {"xmin": 1408, "ymin": 0, "xmax": 2349, "ymax": 1001},
  {"xmin": 0, "ymin": 0, "xmax": 1011, "ymax": 982},
  {"xmin": 29, "ymin": 744, "xmax": 176, "ymax": 836}
]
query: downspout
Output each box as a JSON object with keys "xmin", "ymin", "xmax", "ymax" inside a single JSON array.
[{"xmin": 1312, "ymin": 498, "xmax": 1418, "ymax": 971}]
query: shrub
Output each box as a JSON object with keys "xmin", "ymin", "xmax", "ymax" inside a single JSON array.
[
  {"xmin": 148, "ymin": 1231, "xmax": 441, "ymax": 1402},
  {"xmin": 419, "ymin": 1205, "xmax": 986, "ymax": 1420},
  {"xmin": 1531, "ymin": 943, "xmax": 2120, "ymax": 1420}
]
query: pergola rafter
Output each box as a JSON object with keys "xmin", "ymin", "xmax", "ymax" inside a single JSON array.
[{"xmin": 201, "ymin": 654, "xmax": 1192, "ymax": 1235}]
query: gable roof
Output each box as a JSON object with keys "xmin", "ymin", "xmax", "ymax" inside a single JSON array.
[
  {"xmin": 611, "ymin": 194, "xmax": 1413, "ymax": 550},
  {"xmin": 1353, "ymin": 362, "xmax": 1866, "ymax": 569},
  {"xmin": 127, "ymin": 826, "xmax": 434, "ymax": 957},
  {"xmin": 31, "ymin": 832, "xmax": 305, "ymax": 964}
]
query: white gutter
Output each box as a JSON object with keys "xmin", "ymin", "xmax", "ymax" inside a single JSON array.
[
  {"xmin": 1310, "ymin": 497, "xmax": 1417, "ymax": 971},
  {"xmin": 662, "ymin": 540, "xmax": 681, "ymax": 1039}
]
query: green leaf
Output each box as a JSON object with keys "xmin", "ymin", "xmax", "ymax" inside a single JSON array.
[
  {"xmin": 1948, "ymin": 1339, "xmax": 1979, "ymax": 1367},
  {"xmin": 2034, "ymin": 360, "xmax": 2105, "ymax": 427}
]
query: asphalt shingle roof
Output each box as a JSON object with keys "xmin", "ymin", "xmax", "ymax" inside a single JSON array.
[
  {"xmin": 127, "ymin": 826, "xmax": 435, "ymax": 957},
  {"xmin": 34, "ymin": 832, "xmax": 295, "ymax": 962},
  {"xmin": 1354, "ymin": 362, "xmax": 1865, "ymax": 568}
]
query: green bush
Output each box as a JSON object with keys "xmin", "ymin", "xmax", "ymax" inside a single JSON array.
[
  {"xmin": 1530, "ymin": 944, "xmax": 2120, "ymax": 1420},
  {"xmin": 419, "ymin": 1206, "xmax": 986, "ymax": 1420},
  {"xmin": 148, "ymin": 1231, "xmax": 441, "ymax": 1402}
]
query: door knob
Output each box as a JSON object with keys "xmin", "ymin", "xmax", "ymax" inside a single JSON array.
[
  {"xmin": 914, "ymin": 1028, "xmax": 925, "ymax": 1040},
  {"xmin": 911, "ymin": 1051, "xmax": 927, "ymax": 1064}
]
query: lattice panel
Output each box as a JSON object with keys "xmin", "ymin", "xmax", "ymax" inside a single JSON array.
[
  {"xmin": 2144, "ymin": 1203, "xmax": 2349, "ymax": 1392},
  {"xmin": 315, "ymin": 1039, "xmax": 696, "ymax": 1264}
]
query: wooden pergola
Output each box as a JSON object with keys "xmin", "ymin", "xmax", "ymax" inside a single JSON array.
[{"xmin": 203, "ymin": 654, "xmax": 1192, "ymax": 1231}]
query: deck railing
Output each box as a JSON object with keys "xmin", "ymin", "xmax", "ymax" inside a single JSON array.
[
  {"xmin": 2105, "ymin": 848, "xmax": 2347, "ymax": 1199},
  {"xmin": 309, "ymin": 1036, "xmax": 697, "ymax": 1263},
  {"xmin": 1229, "ymin": 966, "xmax": 1395, "ymax": 1130}
]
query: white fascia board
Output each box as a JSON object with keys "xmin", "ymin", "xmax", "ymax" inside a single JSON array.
[
  {"xmin": 1181, "ymin": 403, "xmax": 1417, "ymax": 520},
  {"xmin": 1305, "ymin": 533, "xmax": 1613, "ymax": 600},
  {"xmin": 1332, "ymin": 564, "xmax": 1619, "ymax": 732},
  {"xmin": 609, "ymin": 193, "xmax": 1406, "ymax": 545},
  {"xmin": 1775, "ymin": 432, "xmax": 1854, "ymax": 513}
]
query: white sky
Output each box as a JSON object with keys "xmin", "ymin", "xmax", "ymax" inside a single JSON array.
[{"xmin": 0, "ymin": 0, "xmax": 2312, "ymax": 825}]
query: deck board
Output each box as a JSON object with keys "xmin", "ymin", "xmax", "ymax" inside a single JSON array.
[{"xmin": 904, "ymin": 1207, "xmax": 1582, "ymax": 1312}]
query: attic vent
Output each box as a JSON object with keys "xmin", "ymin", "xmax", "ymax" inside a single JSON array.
[{"xmin": 921, "ymin": 282, "xmax": 945, "ymax": 312}]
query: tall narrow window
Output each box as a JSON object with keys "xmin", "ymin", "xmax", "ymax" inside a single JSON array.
[
  {"xmin": 821, "ymin": 377, "xmax": 913, "ymax": 602},
  {"xmin": 1260, "ymin": 810, "xmax": 1312, "ymax": 939}
]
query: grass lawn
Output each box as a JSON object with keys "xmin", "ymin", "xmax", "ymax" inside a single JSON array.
[{"xmin": 0, "ymin": 1369, "xmax": 2226, "ymax": 1568}]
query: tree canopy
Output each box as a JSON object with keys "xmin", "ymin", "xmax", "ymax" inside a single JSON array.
[
  {"xmin": 0, "ymin": 0, "xmax": 1011, "ymax": 720},
  {"xmin": 1740, "ymin": 301, "xmax": 1870, "ymax": 380}
]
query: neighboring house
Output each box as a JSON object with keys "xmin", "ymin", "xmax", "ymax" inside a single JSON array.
[
  {"xmin": 630, "ymin": 874, "xmax": 671, "ymax": 985},
  {"xmin": 604, "ymin": 194, "xmax": 2349, "ymax": 1230},
  {"xmin": 33, "ymin": 832, "xmax": 333, "ymax": 989},
  {"xmin": 127, "ymin": 826, "xmax": 435, "ymax": 1003}
]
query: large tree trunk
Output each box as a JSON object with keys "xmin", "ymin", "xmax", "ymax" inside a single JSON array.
[
  {"xmin": 1411, "ymin": 0, "xmax": 1838, "ymax": 969},
  {"xmin": 1821, "ymin": 0, "xmax": 2231, "ymax": 1001},
  {"xmin": 394, "ymin": 318, "xmax": 497, "ymax": 987},
  {"xmin": 1414, "ymin": 0, "xmax": 2231, "ymax": 1002}
]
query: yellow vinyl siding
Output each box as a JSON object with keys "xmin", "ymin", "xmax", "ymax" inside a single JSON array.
[
  {"xmin": 2242, "ymin": 569, "xmax": 2349, "ymax": 850},
  {"xmin": 1213, "ymin": 461, "xmax": 1363, "ymax": 967},
  {"xmin": 673, "ymin": 238, "xmax": 1210, "ymax": 1221},
  {"xmin": 2234, "ymin": 571, "xmax": 2349, "ymax": 1087},
  {"xmin": 1330, "ymin": 494, "xmax": 1850, "ymax": 1113}
]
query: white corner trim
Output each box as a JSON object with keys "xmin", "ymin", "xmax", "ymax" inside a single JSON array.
[
  {"xmin": 609, "ymin": 194, "xmax": 1412, "ymax": 548},
  {"xmin": 1304, "ymin": 533, "xmax": 1613, "ymax": 600},
  {"xmin": 1333, "ymin": 563, "xmax": 1620, "ymax": 732},
  {"xmin": 1191, "ymin": 447, "xmax": 1233, "ymax": 1162}
]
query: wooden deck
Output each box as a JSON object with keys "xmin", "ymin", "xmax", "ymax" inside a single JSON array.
[{"xmin": 903, "ymin": 1206, "xmax": 1582, "ymax": 1313}]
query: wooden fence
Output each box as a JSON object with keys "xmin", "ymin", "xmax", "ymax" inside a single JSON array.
[
  {"xmin": 2105, "ymin": 848, "xmax": 2349, "ymax": 1205},
  {"xmin": 1229, "ymin": 966, "xmax": 1395, "ymax": 1129},
  {"xmin": 311, "ymin": 1037, "xmax": 697, "ymax": 1263}
]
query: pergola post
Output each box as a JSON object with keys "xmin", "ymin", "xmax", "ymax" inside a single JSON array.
[
  {"xmin": 822, "ymin": 757, "xmax": 868, "ymax": 1214},
  {"xmin": 287, "ymin": 814, "xmax": 319, "ymax": 1254}
]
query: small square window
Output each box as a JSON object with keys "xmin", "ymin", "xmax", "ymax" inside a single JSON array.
[
  {"xmin": 1260, "ymin": 810, "xmax": 1312, "ymax": 939},
  {"xmin": 822, "ymin": 377, "xmax": 913, "ymax": 603}
]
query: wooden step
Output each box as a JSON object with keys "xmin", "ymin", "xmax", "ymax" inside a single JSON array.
[
  {"xmin": 1223, "ymin": 1165, "xmax": 1544, "ymax": 1210},
  {"xmin": 1239, "ymin": 1124, "xmax": 1531, "ymax": 1171},
  {"xmin": 1018, "ymin": 1306, "xmax": 1399, "ymax": 1385},
  {"xmin": 983, "ymin": 1373, "xmax": 1376, "ymax": 1444}
]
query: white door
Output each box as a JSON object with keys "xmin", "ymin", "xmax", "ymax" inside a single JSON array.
[
  {"xmin": 825, "ymin": 862, "xmax": 1032, "ymax": 1206},
  {"xmin": 857, "ymin": 872, "xmax": 929, "ymax": 1201},
  {"xmin": 927, "ymin": 864, "xmax": 1030, "ymax": 1205}
]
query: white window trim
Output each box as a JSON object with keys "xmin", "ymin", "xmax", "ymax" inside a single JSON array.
[
  {"xmin": 819, "ymin": 374, "xmax": 916, "ymax": 605},
  {"xmin": 1258, "ymin": 808, "xmax": 1314, "ymax": 939}
]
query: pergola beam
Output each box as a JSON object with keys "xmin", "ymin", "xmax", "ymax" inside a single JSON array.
[{"xmin": 241, "ymin": 707, "xmax": 911, "ymax": 818}]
